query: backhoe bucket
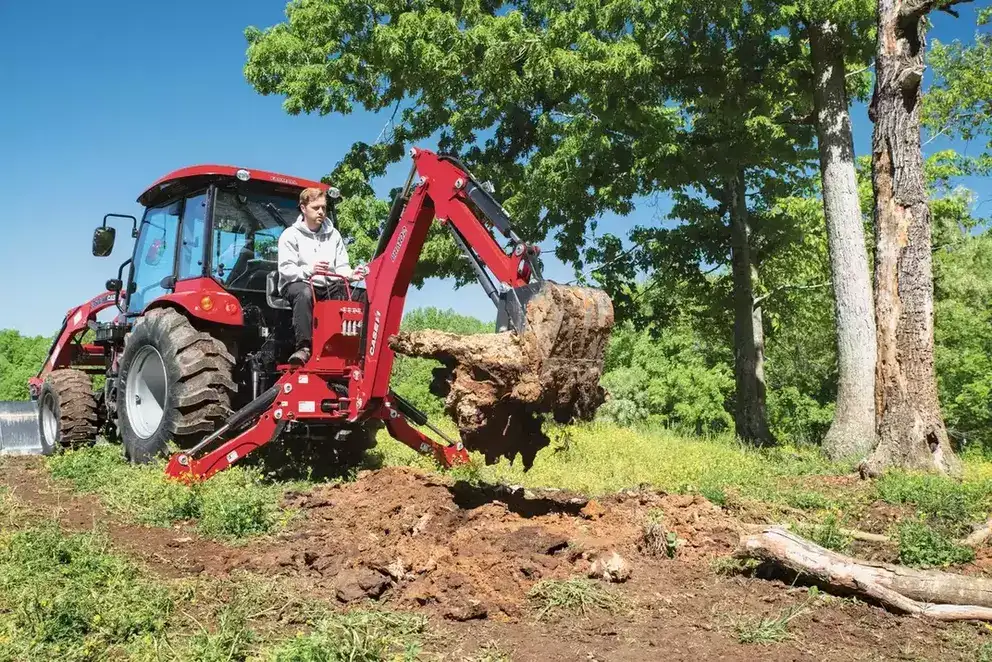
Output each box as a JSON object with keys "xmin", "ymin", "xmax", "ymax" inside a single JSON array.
[
  {"xmin": 390, "ymin": 280, "xmax": 614, "ymax": 468},
  {"xmin": 0, "ymin": 401, "xmax": 45, "ymax": 456}
]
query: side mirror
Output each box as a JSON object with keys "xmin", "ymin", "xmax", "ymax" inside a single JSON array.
[
  {"xmin": 105, "ymin": 278, "xmax": 122, "ymax": 293},
  {"xmin": 92, "ymin": 227, "xmax": 116, "ymax": 257}
]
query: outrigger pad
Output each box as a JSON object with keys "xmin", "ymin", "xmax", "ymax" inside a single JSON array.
[
  {"xmin": 0, "ymin": 401, "xmax": 45, "ymax": 456},
  {"xmin": 389, "ymin": 281, "xmax": 614, "ymax": 468}
]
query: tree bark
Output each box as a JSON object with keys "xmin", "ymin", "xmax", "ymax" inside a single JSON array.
[
  {"xmin": 809, "ymin": 20, "xmax": 877, "ymax": 463},
  {"xmin": 863, "ymin": 0, "xmax": 961, "ymax": 477},
  {"xmin": 728, "ymin": 172, "xmax": 775, "ymax": 446},
  {"xmin": 739, "ymin": 526, "xmax": 992, "ymax": 620}
]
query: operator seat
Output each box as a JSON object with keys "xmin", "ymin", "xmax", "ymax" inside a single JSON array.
[{"xmin": 265, "ymin": 272, "xmax": 291, "ymax": 310}]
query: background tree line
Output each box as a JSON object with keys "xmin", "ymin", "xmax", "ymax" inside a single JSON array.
[{"xmin": 1, "ymin": 0, "xmax": 987, "ymax": 477}]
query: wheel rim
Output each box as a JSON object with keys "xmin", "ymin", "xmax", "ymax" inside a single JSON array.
[
  {"xmin": 125, "ymin": 346, "xmax": 168, "ymax": 439},
  {"xmin": 40, "ymin": 393, "xmax": 58, "ymax": 447}
]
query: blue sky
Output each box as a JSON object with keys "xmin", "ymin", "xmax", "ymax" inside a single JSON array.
[{"xmin": 0, "ymin": 1, "xmax": 986, "ymax": 336}]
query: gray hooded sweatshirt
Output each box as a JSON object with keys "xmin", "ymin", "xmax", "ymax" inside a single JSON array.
[{"xmin": 277, "ymin": 215, "xmax": 354, "ymax": 292}]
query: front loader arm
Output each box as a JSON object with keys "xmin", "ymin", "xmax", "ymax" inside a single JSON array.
[{"xmin": 351, "ymin": 148, "xmax": 540, "ymax": 417}]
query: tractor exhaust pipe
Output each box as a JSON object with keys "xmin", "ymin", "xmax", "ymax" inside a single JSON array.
[{"xmin": 0, "ymin": 401, "xmax": 45, "ymax": 456}]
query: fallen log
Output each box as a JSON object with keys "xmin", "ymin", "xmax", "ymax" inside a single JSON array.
[{"xmin": 738, "ymin": 526, "xmax": 992, "ymax": 621}]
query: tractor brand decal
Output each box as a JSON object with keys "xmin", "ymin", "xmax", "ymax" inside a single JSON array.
[
  {"xmin": 390, "ymin": 226, "xmax": 408, "ymax": 262},
  {"xmin": 369, "ymin": 310, "xmax": 382, "ymax": 357}
]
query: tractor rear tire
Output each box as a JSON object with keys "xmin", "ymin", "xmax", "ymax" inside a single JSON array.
[
  {"xmin": 38, "ymin": 369, "xmax": 99, "ymax": 453},
  {"xmin": 117, "ymin": 308, "xmax": 236, "ymax": 463}
]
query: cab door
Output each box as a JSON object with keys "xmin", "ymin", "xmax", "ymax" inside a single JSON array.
[
  {"xmin": 127, "ymin": 191, "xmax": 210, "ymax": 313},
  {"xmin": 127, "ymin": 201, "xmax": 181, "ymax": 313}
]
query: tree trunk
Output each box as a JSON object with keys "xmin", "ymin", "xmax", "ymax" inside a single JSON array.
[
  {"xmin": 809, "ymin": 19, "xmax": 877, "ymax": 462},
  {"xmin": 863, "ymin": 0, "xmax": 961, "ymax": 477},
  {"xmin": 728, "ymin": 172, "xmax": 775, "ymax": 446},
  {"xmin": 739, "ymin": 526, "xmax": 992, "ymax": 620}
]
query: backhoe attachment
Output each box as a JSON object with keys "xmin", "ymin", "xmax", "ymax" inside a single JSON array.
[{"xmin": 386, "ymin": 151, "xmax": 615, "ymax": 469}]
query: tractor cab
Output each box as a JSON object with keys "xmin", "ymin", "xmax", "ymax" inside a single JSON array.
[{"xmin": 92, "ymin": 165, "xmax": 362, "ymax": 404}]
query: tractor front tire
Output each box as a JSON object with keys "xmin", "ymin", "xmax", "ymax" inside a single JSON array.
[
  {"xmin": 38, "ymin": 369, "xmax": 99, "ymax": 453},
  {"xmin": 117, "ymin": 308, "xmax": 236, "ymax": 463}
]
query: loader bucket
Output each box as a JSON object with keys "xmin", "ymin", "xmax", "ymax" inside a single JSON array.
[
  {"xmin": 390, "ymin": 280, "xmax": 614, "ymax": 468},
  {"xmin": 0, "ymin": 401, "xmax": 46, "ymax": 456}
]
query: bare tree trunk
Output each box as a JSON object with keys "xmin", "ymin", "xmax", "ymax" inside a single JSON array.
[
  {"xmin": 863, "ymin": 0, "xmax": 962, "ymax": 477},
  {"xmin": 809, "ymin": 19, "xmax": 877, "ymax": 462},
  {"xmin": 728, "ymin": 172, "xmax": 775, "ymax": 446}
]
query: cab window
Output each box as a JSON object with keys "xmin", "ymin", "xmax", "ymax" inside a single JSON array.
[
  {"xmin": 128, "ymin": 201, "xmax": 181, "ymax": 313},
  {"xmin": 211, "ymin": 190, "xmax": 296, "ymax": 291}
]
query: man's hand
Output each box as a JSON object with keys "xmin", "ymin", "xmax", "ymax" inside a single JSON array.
[
  {"xmin": 350, "ymin": 263, "xmax": 369, "ymax": 282},
  {"xmin": 312, "ymin": 260, "xmax": 331, "ymax": 276}
]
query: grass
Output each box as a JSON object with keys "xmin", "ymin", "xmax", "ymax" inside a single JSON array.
[
  {"xmin": 46, "ymin": 443, "xmax": 294, "ymax": 539},
  {"xmin": 0, "ymin": 524, "xmax": 174, "ymax": 661},
  {"xmin": 527, "ymin": 577, "xmax": 628, "ymax": 621},
  {"xmin": 876, "ymin": 471, "xmax": 992, "ymax": 530},
  {"xmin": 373, "ymin": 420, "xmax": 842, "ymax": 502},
  {"xmin": 268, "ymin": 610, "xmax": 427, "ymax": 662},
  {"xmin": 0, "ymin": 507, "xmax": 431, "ymax": 661}
]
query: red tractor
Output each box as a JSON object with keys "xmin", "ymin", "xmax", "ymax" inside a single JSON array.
[{"xmin": 0, "ymin": 149, "xmax": 613, "ymax": 479}]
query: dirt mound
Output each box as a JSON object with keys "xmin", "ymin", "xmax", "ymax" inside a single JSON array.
[
  {"xmin": 390, "ymin": 282, "xmax": 614, "ymax": 468},
  {"xmin": 224, "ymin": 467, "xmax": 739, "ymax": 620}
]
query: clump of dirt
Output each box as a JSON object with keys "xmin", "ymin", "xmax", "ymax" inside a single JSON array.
[
  {"xmin": 390, "ymin": 282, "xmax": 614, "ymax": 468},
  {"xmin": 224, "ymin": 467, "xmax": 739, "ymax": 620}
]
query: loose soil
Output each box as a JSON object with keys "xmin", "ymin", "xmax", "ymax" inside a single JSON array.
[{"xmin": 1, "ymin": 457, "xmax": 988, "ymax": 661}]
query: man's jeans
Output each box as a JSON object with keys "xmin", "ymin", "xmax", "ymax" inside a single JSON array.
[{"xmin": 283, "ymin": 280, "xmax": 368, "ymax": 351}]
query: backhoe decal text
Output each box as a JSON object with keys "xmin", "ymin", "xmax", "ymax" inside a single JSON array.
[
  {"xmin": 369, "ymin": 310, "xmax": 382, "ymax": 357},
  {"xmin": 390, "ymin": 226, "xmax": 408, "ymax": 262}
]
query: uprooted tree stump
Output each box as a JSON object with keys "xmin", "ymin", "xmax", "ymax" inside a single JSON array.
[
  {"xmin": 390, "ymin": 282, "xmax": 613, "ymax": 468},
  {"xmin": 738, "ymin": 526, "xmax": 992, "ymax": 621}
]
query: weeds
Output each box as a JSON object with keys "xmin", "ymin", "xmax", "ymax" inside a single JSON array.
[
  {"xmin": 804, "ymin": 514, "xmax": 852, "ymax": 553},
  {"xmin": 712, "ymin": 556, "xmax": 760, "ymax": 577},
  {"xmin": 527, "ymin": 578, "xmax": 627, "ymax": 621},
  {"xmin": 46, "ymin": 444, "xmax": 286, "ymax": 539},
  {"xmin": 268, "ymin": 609, "xmax": 427, "ymax": 662},
  {"xmin": 733, "ymin": 599, "xmax": 811, "ymax": 644},
  {"xmin": 876, "ymin": 471, "xmax": 991, "ymax": 530},
  {"xmin": 897, "ymin": 517, "xmax": 975, "ymax": 568},
  {"xmin": 642, "ymin": 509, "xmax": 682, "ymax": 558},
  {"xmin": 0, "ymin": 524, "xmax": 173, "ymax": 661}
]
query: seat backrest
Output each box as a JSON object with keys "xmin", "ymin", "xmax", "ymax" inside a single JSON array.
[{"xmin": 265, "ymin": 271, "xmax": 291, "ymax": 310}]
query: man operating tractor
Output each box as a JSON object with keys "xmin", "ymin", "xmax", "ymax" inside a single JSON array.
[{"xmin": 278, "ymin": 186, "xmax": 369, "ymax": 365}]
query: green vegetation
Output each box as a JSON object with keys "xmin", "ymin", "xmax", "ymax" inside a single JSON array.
[
  {"xmin": 527, "ymin": 578, "xmax": 627, "ymax": 621},
  {"xmin": 733, "ymin": 600, "xmax": 811, "ymax": 645},
  {"xmin": 896, "ymin": 518, "xmax": 976, "ymax": 569},
  {"xmin": 269, "ymin": 610, "xmax": 427, "ymax": 662},
  {"xmin": 875, "ymin": 471, "xmax": 992, "ymax": 532},
  {"xmin": 46, "ymin": 444, "xmax": 289, "ymax": 539},
  {"xmin": 373, "ymin": 421, "xmax": 840, "ymax": 501},
  {"xmin": 0, "ymin": 330, "xmax": 50, "ymax": 400},
  {"xmin": 0, "ymin": 524, "xmax": 173, "ymax": 661}
]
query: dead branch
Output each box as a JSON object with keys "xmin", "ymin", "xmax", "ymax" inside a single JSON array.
[
  {"xmin": 741, "ymin": 522, "xmax": 891, "ymax": 544},
  {"xmin": 738, "ymin": 526, "xmax": 992, "ymax": 621},
  {"xmin": 899, "ymin": 0, "xmax": 972, "ymax": 21}
]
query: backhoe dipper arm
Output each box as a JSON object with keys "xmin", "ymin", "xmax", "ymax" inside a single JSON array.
[{"xmin": 352, "ymin": 148, "xmax": 536, "ymax": 416}]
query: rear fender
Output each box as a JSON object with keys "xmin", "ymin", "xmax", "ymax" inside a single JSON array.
[{"xmin": 144, "ymin": 277, "xmax": 244, "ymax": 326}]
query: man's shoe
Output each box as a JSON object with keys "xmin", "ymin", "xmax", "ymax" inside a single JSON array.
[{"xmin": 289, "ymin": 347, "xmax": 311, "ymax": 365}]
